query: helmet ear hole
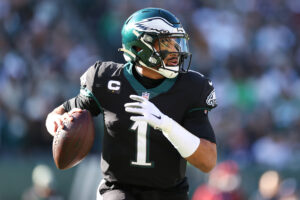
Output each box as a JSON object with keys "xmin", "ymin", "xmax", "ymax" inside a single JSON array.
[{"xmin": 132, "ymin": 46, "xmax": 142, "ymax": 53}]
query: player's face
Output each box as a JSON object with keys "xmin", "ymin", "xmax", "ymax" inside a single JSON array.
[{"xmin": 154, "ymin": 38, "xmax": 180, "ymax": 66}]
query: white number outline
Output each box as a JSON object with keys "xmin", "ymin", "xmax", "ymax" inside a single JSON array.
[{"xmin": 130, "ymin": 121, "xmax": 153, "ymax": 167}]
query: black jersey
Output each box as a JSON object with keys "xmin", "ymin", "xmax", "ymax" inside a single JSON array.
[{"xmin": 63, "ymin": 61, "xmax": 217, "ymax": 189}]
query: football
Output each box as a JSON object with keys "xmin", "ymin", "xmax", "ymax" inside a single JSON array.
[{"xmin": 52, "ymin": 110, "xmax": 95, "ymax": 170}]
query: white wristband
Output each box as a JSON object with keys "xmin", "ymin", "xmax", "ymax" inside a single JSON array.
[{"xmin": 160, "ymin": 115, "xmax": 200, "ymax": 158}]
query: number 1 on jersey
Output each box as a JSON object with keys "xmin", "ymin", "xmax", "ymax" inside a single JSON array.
[{"xmin": 131, "ymin": 121, "xmax": 153, "ymax": 167}]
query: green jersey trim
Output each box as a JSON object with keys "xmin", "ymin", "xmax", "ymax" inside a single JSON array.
[
  {"xmin": 188, "ymin": 107, "xmax": 212, "ymax": 113},
  {"xmin": 123, "ymin": 62, "xmax": 177, "ymax": 99},
  {"xmin": 80, "ymin": 87, "xmax": 103, "ymax": 112}
]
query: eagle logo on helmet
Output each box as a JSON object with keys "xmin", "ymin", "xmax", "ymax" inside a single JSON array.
[{"xmin": 133, "ymin": 17, "xmax": 185, "ymax": 34}]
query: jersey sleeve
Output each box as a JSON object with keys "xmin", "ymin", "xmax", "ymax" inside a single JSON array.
[
  {"xmin": 63, "ymin": 95, "xmax": 101, "ymax": 116},
  {"xmin": 198, "ymin": 78, "xmax": 217, "ymax": 111},
  {"xmin": 183, "ymin": 110, "xmax": 216, "ymax": 143},
  {"xmin": 63, "ymin": 62, "xmax": 103, "ymax": 116},
  {"xmin": 182, "ymin": 78, "xmax": 217, "ymax": 143}
]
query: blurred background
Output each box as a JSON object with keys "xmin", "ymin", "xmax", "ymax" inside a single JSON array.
[{"xmin": 1, "ymin": 0, "xmax": 300, "ymax": 199}]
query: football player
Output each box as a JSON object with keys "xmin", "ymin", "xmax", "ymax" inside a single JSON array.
[{"xmin": 46, "ymin": 8, "xmax": 217, "ymax": 200}]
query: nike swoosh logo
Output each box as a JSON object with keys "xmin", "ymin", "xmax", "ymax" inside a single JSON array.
[{"xmin": 152, "ymin": 114, "xmax": 161, "ymax": 119}]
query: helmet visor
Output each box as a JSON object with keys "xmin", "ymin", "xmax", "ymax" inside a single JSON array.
[
  {"xmin": 157, "ymin": 36, "xmax": 189, "ymax": 55},
  {"xmin": 156, "ymin": 35, "xmax": 191, "ymax": 73}
]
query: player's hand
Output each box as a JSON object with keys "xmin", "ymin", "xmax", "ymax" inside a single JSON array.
[
  {"xmin": 46, "ymin": 108, "xmax": 83, "ymax": 136},
  {"xmin": 67, "ymin": 108, "xmax": 83, "ymax": 119},
  {"xmin": 60, "ymin": 108, "xmax": 83, "ymax": 125},
  {"xmin": 45, "ymin": 113, "xmax": 65, "ymax": 136},
  {"xmin": 124, "ymin": 95, "xmax": 172, "ymax": 132}
]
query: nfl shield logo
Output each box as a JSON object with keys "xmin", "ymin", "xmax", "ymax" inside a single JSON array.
[{"xmin": 142, "ymin": 92, "xmax": 150, "ymax": 100}]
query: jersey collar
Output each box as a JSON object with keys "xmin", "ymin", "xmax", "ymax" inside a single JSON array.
[{"xmin": 123, "ymin": 62, "xmax": 177, "ymax": 99}]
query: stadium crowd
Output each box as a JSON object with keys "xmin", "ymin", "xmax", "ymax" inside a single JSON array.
[{"xmin": 1, "ymin": 0, "xmax": 300, "ymax": 199}]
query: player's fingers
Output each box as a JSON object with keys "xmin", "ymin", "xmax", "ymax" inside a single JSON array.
[
  {"xmin": 124, "ymin": 107, "xmax": 144, "ymax": 115},
  {"xmin": 130, "ymin": 116, "xmax": 145, "ymax": 122},
  {"xmin": 51, "ymin": 122, "xmax": 58, "ymax": 133},
  {"xmin": 62, "ymin": 112, "xmax": 74, "ymax": 121},
  {"xmin": 61, "ymin": 114, "xmax": 68, "ymax": 121},
  {"xmin": 54, "ymin": 118, "xmax": 64, "ymax": 130},
  {"xmin": 70, "ymin": 108, "xmax": 83, "ymax": 114},
  {"xmin": 67, "ymin": 115, "xmax": 74, "ymax": 121},
  {"xmin": 124, "ymin": 102, "xmax": 143, "ymax": 108},
  {"xmin": 129, "ymin": 95, "xmax": 146, "ymax": 103},
  {"xmin": 56, "ymin": 116, "xmax": 64, "ymax": 125}
]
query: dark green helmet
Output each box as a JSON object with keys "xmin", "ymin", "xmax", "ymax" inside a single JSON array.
[{"xmin": 120, "ymin": 8, "xmax": 191, "ymax": 78}]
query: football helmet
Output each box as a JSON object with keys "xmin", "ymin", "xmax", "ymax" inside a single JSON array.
[{"xmin": 120, "ymin": 8, "xmax": 192, "ymax": 78}]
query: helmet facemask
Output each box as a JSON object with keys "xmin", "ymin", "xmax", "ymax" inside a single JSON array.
[
  {"xmin": 154, "ymin": 34, "xmax": 192, "ymax": 78},
  {"xmin": 129, "ymin": 32, "xmax": 192, "ymax": 79}
]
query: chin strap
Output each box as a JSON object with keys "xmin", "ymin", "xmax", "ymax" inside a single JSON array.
[
  {"xmin": 138, "ymin": 60, "xmax": 179, "ymax": 79},
  {"xmin": 158, "ymin": 65, "xmax": 179, "ymax": 79}
]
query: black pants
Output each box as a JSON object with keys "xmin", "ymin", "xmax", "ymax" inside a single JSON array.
[{"xmin": 97, "ymin": 179, "xmax": 189, "ymax": 200}]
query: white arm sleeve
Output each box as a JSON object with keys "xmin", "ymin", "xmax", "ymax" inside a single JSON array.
[{"xmin": 160, "ymin": 115, "xmax": 200, "ymax": 158}]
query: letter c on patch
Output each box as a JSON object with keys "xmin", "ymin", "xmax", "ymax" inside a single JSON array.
[{"xmin": 108, "ymin": 80, "xmax": 121, "ymax": 91}]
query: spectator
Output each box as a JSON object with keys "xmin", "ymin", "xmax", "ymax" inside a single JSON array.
[
  {"xmin": 22, "ymin": 164, "xmax": 63, "ymax": 200},
  {"xmin": 192, "ymin": 160, "xmax": 245, "ymax": 200}
]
